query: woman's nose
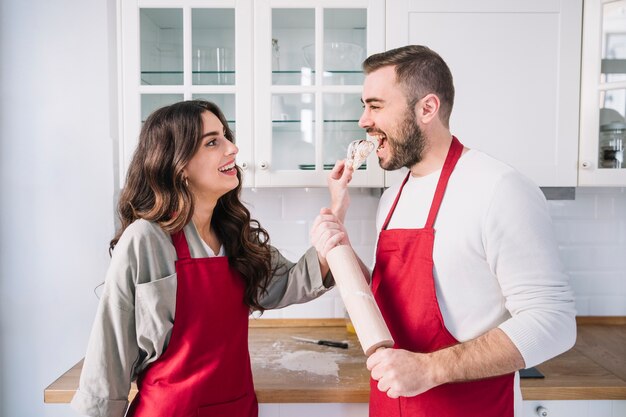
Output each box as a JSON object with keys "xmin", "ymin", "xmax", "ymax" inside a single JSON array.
[{"xmin": 227, "ymin": 142, "xmax": 239, "ymax": 156}]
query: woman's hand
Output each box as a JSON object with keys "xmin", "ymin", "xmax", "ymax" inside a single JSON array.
[
  {"xmin": 328, "ymin": 160, "xmax": 353, "ymax": 223},
  {"xmin": 310, "ymin": 208, "xmax": 350, "ymax": 276}
]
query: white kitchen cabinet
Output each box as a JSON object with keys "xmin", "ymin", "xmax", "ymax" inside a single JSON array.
[
  {"xmin": 118, "ymin": 0, "xmax": 253, "ymax": 187},
  {"xmin": 385, "ymin": 0, "xmax": 583, "ymax": 187},
  {"xmin": 578, "ymin": 0, "xmax": 626, "ymax": 186},
  {"xmin": 253, "ymin": 0, "xmax": 385, "ymax": 187},
  {"xmin": 523, "ymin": 400, "xmax": 626, "ymax": 417},
  {"xmin": 260, "ymin": 403, "xmax": 368, "ymax": 417},
  {"xmin": 118, "ymin": 0, "xmax": 385, "ymax": 188},
  {"xmin": 261, "ymin": 400, "xmax": 626, "ymax": 417},
  {"xmin": 118, "ymin": 0, "xmax": 255, "ymax": 187}
]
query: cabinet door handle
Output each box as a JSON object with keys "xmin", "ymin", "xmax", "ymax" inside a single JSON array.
[
  {"xmin": 240, "ymin": 161, "xmax": 248, "ymax": 171},
  {"xmin": 259, "ymin": 161, "xmax": 269, "ymax": 170},
  {"xmin": 581, "ymin": 160, "xmax": 592, "ymax": 169},
  {"xmin": 536, "ymin": 406, "xmax": 549, "ymax": 417}
]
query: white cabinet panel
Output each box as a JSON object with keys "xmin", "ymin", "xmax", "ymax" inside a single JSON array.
[
  {"xmin": 259, "ymin": 403, "xmax": 368, "ymax": 417},
  {"xmin": 523, "ymin": 400, "xmax": 588, "ymax": 417},
  {"xmin": 386, "ymin": 0, "xmax": 582, "ymax": 187},
  {"xmin": 120, "ymin": 0, "xmax": 386, "ymax": 188},
  {"xmin": 253, "ymin": 0, "xmax": 385, "ymax": 187},
  {"xmin": 523, "ymin": 400, "xmax": 626, "ymax": 417},
  {"xmin": 578, "ymin": 0, "xmax": 626, "ymax": 186}
]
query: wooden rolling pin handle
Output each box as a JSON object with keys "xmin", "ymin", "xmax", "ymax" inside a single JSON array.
[{"xmin": 326, "ymin": 245, "xmax": 394, "ymax": 356}]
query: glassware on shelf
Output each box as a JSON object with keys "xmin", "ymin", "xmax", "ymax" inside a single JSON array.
[
  {"xmin": 193, "ymin": 46, "xmax": 233, "ymax": 85},
  {"xmin": 272, "ymin": 38, "xmax": 280, "ymax": 72},
  {"xmin": 599, "ymin": 122, "xmax": 626, "ymax": 168},
  {"xmin": 191, "ymin": 8, "xmax": 235, "ymax": 86},
  {"xmin": 302, "ymin": 42, "xmax": 364, "ymax": 72}
]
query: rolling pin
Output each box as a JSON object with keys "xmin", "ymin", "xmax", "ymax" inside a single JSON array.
[{"xmin": 326, "ymin": 245, "xmax": 394, "ymax": 356}]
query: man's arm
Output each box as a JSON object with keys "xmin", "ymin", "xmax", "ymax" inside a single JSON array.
[{"xmin": 367, "ymin": 328, "xmax": 524, "ymax": 398}]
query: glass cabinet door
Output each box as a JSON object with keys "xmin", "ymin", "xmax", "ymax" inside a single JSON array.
[
  {"xmin": 322, "ymin": 9, "xmax": 366, "ymax": 86},
  {"xmin": 140, "ymin": 9, "xmax": 183, "ymax": 86},
  {"xmin": 192, "ymin": 9, "xmax": 235, "ymax": 86},
  {"xmin": 120, "ymin": 1, "xmax": 253, "ymax": 187},
  {"xmin": 580, "ymin": 0, "xmax": 626, "ymax": 185},
  {"xmin": 255, "ymin": 0, "xmax": 384, "ymax": 187},
  {"xmin": 597, "ymin": 1, "xmax": 626, "ymax": 170},
  {"xmin": 272, "ymin": 9, "xmax": 315, "ymax": 86}
]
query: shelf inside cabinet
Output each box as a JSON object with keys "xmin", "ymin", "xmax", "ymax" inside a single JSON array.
[
  {"xmin": 141, "ymin": 71, "xmax": 236, "ymax": 85},
  {"xmin": 271, "ymin": 70, "xmax": 364, "ymax": 85},
  {"xmin": 271, "ymin": 70, "xmax": 363, "ymax": 74},
  {"xmin": 271, "ymin": 120, "xmax": 360, "ymax": 129},
  {"xmin": 601, "ymin": 59, "xmax": 626, "ymax": 75},
  {"xmin": 298, "ymin": 163, "xmax": 367, "ymax": 170}
]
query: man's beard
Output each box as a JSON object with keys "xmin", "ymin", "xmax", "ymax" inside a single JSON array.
[{"xmin": 380, "ymin": 110, "xmax": 426, "ymax": 171}]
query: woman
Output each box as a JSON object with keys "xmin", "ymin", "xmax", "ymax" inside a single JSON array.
[{"xmin": 71, "ymin": 100, "xmax": 346, "ymax": 417}]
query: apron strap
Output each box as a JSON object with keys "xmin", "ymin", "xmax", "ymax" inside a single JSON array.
[
  {"xmin": 381, "ymin": 171, "xmax": 411, "ymax": 231},
  {"xmin": 424, "ymin": 136, "xmax": 463, "ymax": 229},
  {"xmin": 381, "ymin": 136, "xmax": 464, "ymax": 231},
  {"xmin": 171, "ymin": 229, "xmax": 192, "ymax": 260}
]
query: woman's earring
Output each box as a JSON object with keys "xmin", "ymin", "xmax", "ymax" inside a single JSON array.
[{"xmin": 184, "ymin": 177, "xmax": 189, "ymax": 187}]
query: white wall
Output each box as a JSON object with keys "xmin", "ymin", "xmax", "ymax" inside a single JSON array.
[
  {"xmin": 244, "ymin": 187, "xmax": 626, "ymax": 320},
  {"xmin": 0, "ymin": 0, "xmax": 117, "ymax": 416},
  {"xmin": 1, "ymin": 2, "xmax": 626, "ymax": 417}
]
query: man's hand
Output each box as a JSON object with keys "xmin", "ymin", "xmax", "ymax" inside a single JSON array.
[
  {"xmin": 367, "ymin": 348, "xmax": 439, "ymax": 398},
  {"xmin": 328, "ymin": 160, "xmax": 353, "ymax": 223},
  {"xmin": 367, "ymin": 328, "xmax": 525, "ymax": 399}
]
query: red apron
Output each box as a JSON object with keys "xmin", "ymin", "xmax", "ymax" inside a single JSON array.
[
  {"xmin": 370, "ymin": 137, "xmax": 514, "ymax": 417},
  {"xmin": 127, "ymin": 229, "xmax": 257, "ymax": 417}
]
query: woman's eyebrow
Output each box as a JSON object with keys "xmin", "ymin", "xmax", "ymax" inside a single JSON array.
[{"xmin": 200, "ymin": 130, "xmax": 221, "ymax": 139}]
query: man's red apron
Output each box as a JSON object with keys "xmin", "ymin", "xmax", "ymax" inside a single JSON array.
[
  {"xmin": 127, "ymin": 229, "xmax": 257, "ymax": 417},
  {"xmin": 370, "ymin": 137, "xmax": 514, "ymax": 417}
]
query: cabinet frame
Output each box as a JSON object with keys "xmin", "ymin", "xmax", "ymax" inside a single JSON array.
[
  {"xmin": 385, "ymin": 0, "xmax": 582, "ymax": 188},
  {"xmin": 253, "ymin": 0, "xmax": 385, "ymax": 187},
  {"xmin": 118, "ymin": 0, "xmax": 386, "ymax": 188},
  {"xmin": 118, "ymin": 0, "xmax": 254, "ymax": 187},
  {"xmin": 578, "ymin": 0, "xmax": 626, "ymax": 186}
]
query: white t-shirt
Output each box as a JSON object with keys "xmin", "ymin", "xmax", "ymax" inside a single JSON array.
[{"xmin": 376, "ymin": 149, "xmax": 576, "ymax": 414}]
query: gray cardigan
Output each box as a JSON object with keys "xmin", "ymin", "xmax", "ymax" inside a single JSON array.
[{"xmin": 71, "ymin": 219, "xmax": 332, "ymax": 417}]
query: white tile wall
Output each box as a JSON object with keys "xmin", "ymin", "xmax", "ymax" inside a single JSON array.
[
  {"xmin": 550, "ymin": 188, "xmax": 626, "ymax": 315},
  {"xmin": 243, "ymin": 187, "xmax": 626, "ymax": 318}
]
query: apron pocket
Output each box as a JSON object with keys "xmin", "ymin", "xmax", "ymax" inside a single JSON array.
[{"xmin": 197, "ymin": 392, "xmax": 256, "ymax": 417}]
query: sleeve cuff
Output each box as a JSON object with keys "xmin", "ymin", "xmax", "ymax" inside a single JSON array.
[
  {"xmin": 498, "ymin": 312, "xmax": 577, "ymax": 368},
  {"xmin": 303, "ymin": 246, "xmax": 335, "ymax": 291},
  {"xmin": 71, "ymin": 389, "xmax": 129, "ymax": 417}
]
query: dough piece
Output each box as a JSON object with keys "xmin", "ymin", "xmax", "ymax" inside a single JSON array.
[{"xmin": 346, "ymin": 139, "xmax": 375, "ymax": 170}]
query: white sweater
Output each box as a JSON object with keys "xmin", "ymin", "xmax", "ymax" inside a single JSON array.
[{"xmin": 376, "ymin": 149, "xmax": 576, "ymax": 368}]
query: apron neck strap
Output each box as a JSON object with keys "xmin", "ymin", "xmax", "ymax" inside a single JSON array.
[
  {"xmin": 424, "ymin": 136, "xmax": 463, "ymax": 229},
  {"xmin": 381, "ymin": 136, "xmax": 464, "ymax": 231},
  {"xmin": 381, "ymin": 171, "xmax": 411, "ymax": 230},
  {"xmin": 171, "ymin": 229, "xmax": 192, "ymax": 260}
]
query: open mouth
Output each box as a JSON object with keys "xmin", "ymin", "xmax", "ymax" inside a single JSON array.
[
  {"xmin": 218, "ymin": 160, "xmax": 237, "ymax": 174},
  {"xmin": 370, "ymin": 133, "xmax": 387, "ymax": 152}
]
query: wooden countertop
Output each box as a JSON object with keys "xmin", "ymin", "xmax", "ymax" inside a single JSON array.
[{"xmin": 44, "ymin": 317, "xmax": 626, "ymax": 403}]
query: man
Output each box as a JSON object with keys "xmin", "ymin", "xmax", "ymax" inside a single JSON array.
[{"xmin": 325, "ymin": 45, "xmax": 576, "ymax": 416}]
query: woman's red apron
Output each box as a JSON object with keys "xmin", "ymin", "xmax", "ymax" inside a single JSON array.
[
  {"xmin": 370, "ymin": 137, "xmax": 514, "ymax": 417},
  {"xmin": 127, "ymin": 229, "xmax": 257, "ymax": 417}
]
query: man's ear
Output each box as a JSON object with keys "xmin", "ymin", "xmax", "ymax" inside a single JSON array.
[{"xmin": 414, "ymin": 93, "xmax": 440, "ymax": 124}]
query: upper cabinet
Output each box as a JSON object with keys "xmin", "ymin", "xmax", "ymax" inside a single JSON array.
[
  {"xmin": 385, "ymin": 0, "xmax": 583, "ymax": 187},
  {"xmin": 119, "ymin": 0, "xmax": 254, "ymax": 187},
  {"xmin": 253, "ymin": 0, "xmax": 385, "ymax": 187},
  {"xmin": 579, "ymin": 0, "xmax": 626, "ymax": 186},
  {"xmin": 118, "ymin": 0, "xmax": 384, "ymax": 188}
]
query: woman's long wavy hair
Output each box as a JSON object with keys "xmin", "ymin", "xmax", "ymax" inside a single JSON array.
[{"xmin": 111, "ymin": 99, "xmax": 274, "ymax": 310}]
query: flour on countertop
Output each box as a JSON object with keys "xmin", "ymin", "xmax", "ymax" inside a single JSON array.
[{"xmin": 276, "ymin": 350, "xmax": 344, "ymax": 377}]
